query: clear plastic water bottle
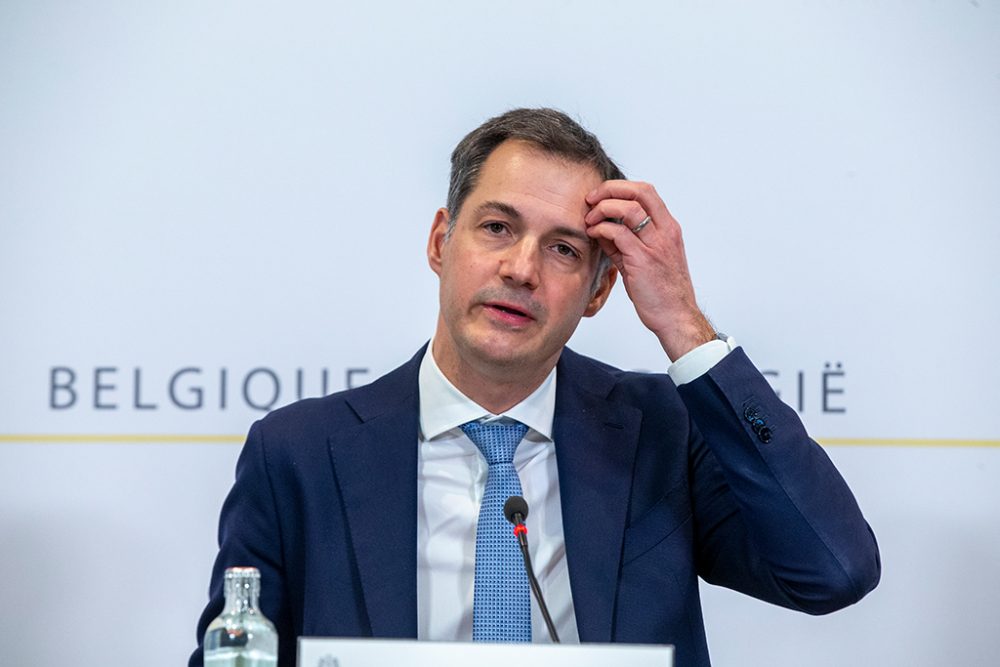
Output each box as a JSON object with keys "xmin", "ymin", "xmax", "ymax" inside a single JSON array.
[{"xmin": 203, "ymin": 566, "xmax": 278, "ymax": 666}]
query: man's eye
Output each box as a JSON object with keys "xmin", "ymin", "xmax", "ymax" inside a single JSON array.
[
  {"xmin": 553, "ymin": 243, "xmax": 580, "ymax": 258},
  {"xmin": 484, "ymin": 222, "xmax": 506, "ymax": 234}
]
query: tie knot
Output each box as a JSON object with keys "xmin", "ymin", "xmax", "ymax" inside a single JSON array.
[{"xmin": 460, "ymin": 420, "xmax": 528, "ymax": 465}]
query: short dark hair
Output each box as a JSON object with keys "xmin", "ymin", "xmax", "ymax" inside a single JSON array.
[{"xmin": 446, "ymin": 108, "xmax": 624, "ymax": 291}]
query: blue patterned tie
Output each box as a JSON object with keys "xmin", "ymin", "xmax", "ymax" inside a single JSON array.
[{"xmin": 460, "ymin": 419, "xmax": 531, "ymax": 642}]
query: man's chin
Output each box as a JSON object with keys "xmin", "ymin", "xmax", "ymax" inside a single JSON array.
[
  {"xmin": 465, "ymin": 338, "xmax": 561, "ymax": 374},
  {"xmin": 470, "ymin": 345, "xmax": 530, "ymax": 368},
  {"xmin": 437, "ymin": 323, "xmax": 564, "ymax": 380}
]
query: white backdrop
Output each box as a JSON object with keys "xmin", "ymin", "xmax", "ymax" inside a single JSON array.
[{"xmin": 2, "ymin": 1, "xmax": 999, "ymax": 665}]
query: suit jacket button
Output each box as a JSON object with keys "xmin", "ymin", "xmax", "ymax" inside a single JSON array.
[
  {"xmin": 759, "ymin": 426, "xmax": 773, "ymax": 443},
  {"xmin": 744, "ymin": 406, "xmax": 759, "ymax": 422}
]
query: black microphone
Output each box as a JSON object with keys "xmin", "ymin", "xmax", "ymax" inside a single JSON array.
[{"xmin": 503, "ymin": 495, "xmax": 560, "ymax": 643}]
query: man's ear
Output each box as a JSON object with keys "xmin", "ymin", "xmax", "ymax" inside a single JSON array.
[
  {"xmin": 583, "ymin": 266, "xmax": 617, "ymax": 317},
  {"xmin": 427, "ymin": 208, "xmax": 450, "ymax": 276}
]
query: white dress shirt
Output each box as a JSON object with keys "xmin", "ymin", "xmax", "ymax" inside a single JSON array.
[{"xmin": 415, "ymin": 338, "xmax": 733, "ymax": 642}]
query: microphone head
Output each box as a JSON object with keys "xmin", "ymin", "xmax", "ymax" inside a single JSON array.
[{"xmin": 503, "ymin": 495, "xmax": 529, "ymax": 524}]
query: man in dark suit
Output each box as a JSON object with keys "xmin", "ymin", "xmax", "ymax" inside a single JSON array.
[{"xmin": 191, "ymin": 108, "xmax": 880, "ymax": 667}]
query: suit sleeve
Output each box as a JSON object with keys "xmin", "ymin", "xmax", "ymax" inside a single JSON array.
[
  {"xmin": 189, "ymin": 421, "xmax": 297, "ymax": 667},
  {"xmin": 677, "ymin": 347, "xmax": 881, "ymax": 614}
]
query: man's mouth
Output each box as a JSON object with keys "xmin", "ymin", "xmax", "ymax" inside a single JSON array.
[{"xmin": 485, "ymin": 302, "xmax": 534, "ymax": 321}]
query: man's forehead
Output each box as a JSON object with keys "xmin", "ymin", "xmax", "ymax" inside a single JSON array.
[{"xmin": 473, "ymin": 142, "xmax": 602, "ymax": 208}]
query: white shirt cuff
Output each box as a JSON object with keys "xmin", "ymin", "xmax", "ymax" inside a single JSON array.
[{"xmin": 667, "ymin": 337, "xmax": 737, "ymax": 385}]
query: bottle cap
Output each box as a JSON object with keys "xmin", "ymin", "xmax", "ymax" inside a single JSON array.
[{"xmin": 224, "ymin": 566, "xmax": 261, "ymax": 579}]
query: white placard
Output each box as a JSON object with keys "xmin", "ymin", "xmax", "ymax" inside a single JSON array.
[{"xmin": 296, "ymin": 638, "xmax": 673, "ymax": 667}]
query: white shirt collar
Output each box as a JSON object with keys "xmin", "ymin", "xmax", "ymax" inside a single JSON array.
[{"xmin": 418, "ymin": 340, "xmax": 557, "ymax": 441}]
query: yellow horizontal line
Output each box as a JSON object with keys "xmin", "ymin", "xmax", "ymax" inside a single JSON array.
[
  {"xmin": 0, "ymin": 434, "xmax": 997, "ymax": 447},
  {"xmin": 0, "ymin": 434, "xmax": 243, "ymax": 443},
  {"xmin": 817, "ymin": 437, "xmax": 1000, "ymax": 448}
]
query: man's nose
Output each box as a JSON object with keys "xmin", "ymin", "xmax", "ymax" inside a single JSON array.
[{"xmin": 499, "ymin": 239, "xmax": 540, "ymax": 289}]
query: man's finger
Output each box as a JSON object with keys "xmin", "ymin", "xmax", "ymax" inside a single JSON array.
[
  {"xmin": 584, "ymin": 199, "xmax": 650, "ymax": 230},
  {"xmin": 586, "ymin": 218, "xmax": 649, "ymax": 256},
  {"xmin": 585, "ymin": 180, "xmax": 674, "ymax": 223}
]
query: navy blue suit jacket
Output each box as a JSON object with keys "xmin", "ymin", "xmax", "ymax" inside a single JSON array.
[{"xmin": 192, "ymin": 346, "xmax": 880, "ymax": 667}]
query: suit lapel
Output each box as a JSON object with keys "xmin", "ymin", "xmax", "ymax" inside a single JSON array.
[
  {"xmin": 553, "ymin": 349, "xmax": 642, "ymax": 643},
  {"xmin": 327, "ymin": 348, "xmax": 424, "ymax": 638}
]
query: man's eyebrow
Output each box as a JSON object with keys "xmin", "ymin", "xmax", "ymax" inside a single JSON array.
[
  {"xmin": 474, "ymin": 200, "xmax": 522, "ymax": 221},
  {"xmin": 550, "ymin": 225, "xmax": 594, "ymax": 248}
]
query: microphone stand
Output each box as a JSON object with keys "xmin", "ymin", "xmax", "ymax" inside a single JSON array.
[{"xmin": 504, "ymin": 496, "xmax": 560, "ymax": 643}]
